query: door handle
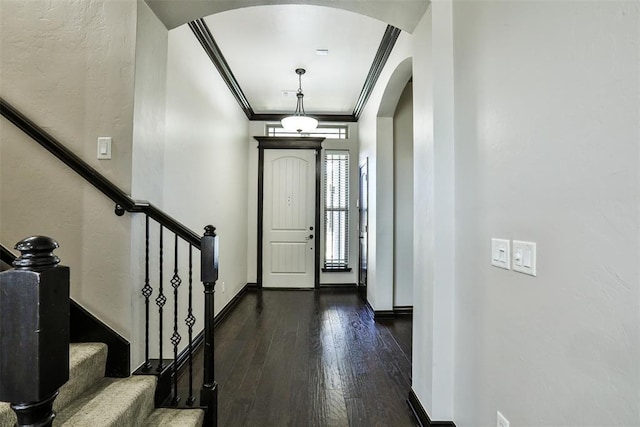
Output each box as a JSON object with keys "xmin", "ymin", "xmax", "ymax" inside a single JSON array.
[{"xmin": 306, "ymin": 234, "xmax": 314, "ymax": 240}]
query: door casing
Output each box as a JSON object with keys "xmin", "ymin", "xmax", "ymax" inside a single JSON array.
[
  {"xmin": 255, "ymin": 137, "xmax": 325, "ymax": 289},
  {"xmin": 358, "ymin": 158, "xmax": 369, "ymax": 298}
]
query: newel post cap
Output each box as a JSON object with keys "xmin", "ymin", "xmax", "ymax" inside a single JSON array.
[
  {"xmin": 13, "ymin": 236, "xmax": 60, "ymax": 271},
  {"xmin": 204, "ymin": 225, "xmax": 217, "ymax": 237}
]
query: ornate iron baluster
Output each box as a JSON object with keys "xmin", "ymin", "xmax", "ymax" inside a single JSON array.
[
  {"xmin": 155, "ymin": 224, "xmax": 166, "ymax": 371},
  {"xmin": 185, "ymin": 245, "xmax": 196, "ymax": 405},
  {"xmin": 141, "ymin": 215, "xmax": 153, "ymax": 370},
  {"xmin": 170, "ymin": 234, "xmax": 182, "ymax": 405}
]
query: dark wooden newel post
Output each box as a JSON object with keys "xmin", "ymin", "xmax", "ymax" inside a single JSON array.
[
  {"xmin": 0, "ymin": 236, "xmax": 70, "ymax": 427},
  {"xmin": 200, "ymin": 225, "xmax": 218, "ymax": 427}
]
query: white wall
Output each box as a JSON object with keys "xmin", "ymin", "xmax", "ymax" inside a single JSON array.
[
  {"xmin": 358, "ymin": 32, "xmax": 413, "ymax": 312},
  {"xmin": 429, "ymin": 0, "xmax": 456, "ymax": 419},
  {"xmin": 411, "ymin": 4, "xmax": 436, "ymax": 418},
  {"xmin": 130, "ymin": 0, "xmax": 169, "ymax": 368},
  {"xmin": 246, "ymin": 122, "xmax": 359, "ymax": 286},
  {"xmin": 410, "ymin": 1, "xmax": 458, "ymax": 419},
  {"xmin": 0, "ymin": 0, "xmax": 138, "ymax": 339},
  {"xmin": 132, "ymin": 1, "xmax": 168, "ymax": 207},
  {"xmin": 393, "ymin": 81, "xmax": 414, "ymax": 307},
  {"xmin": 164, "ymin": 24, "xmax": 250, "ymax": 326},
  {"xmin": 451, "ymin": 1, "xmax": 639, "ymax": 425}
]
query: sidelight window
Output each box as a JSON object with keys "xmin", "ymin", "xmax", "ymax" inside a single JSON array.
[{"xmin": 324, "ymin": 150, "xmax": 349, "ymax": 270}]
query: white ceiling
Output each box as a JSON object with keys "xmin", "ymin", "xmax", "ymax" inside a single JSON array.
[
  {"xmin": 202, "ymin": 5, "xmax": 388, "ymax": 114},
  {"xmin": 147, "ymin": 0, "xmax": 429, "ymax": 33}
]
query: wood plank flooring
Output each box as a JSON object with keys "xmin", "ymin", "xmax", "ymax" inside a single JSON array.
[{"xmin": 177, "ymin": 288, "xmax": 417, "ymax": 426}]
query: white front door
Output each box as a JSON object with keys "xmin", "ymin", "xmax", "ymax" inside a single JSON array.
[{"xmin": 262, "ymin": 149, "xmax": 316, "ymax": 288}]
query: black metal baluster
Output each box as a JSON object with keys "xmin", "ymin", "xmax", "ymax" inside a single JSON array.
[
  {"xmin": 185, "ymin": 245, "xmax": 196, "ymax": 405},
  {"xmin": 155, "ymin": 224, "xmax": 166, "ymax": 371},
  {"xmin": 141, "ymin": 215, "xmax": 153, "ymax": 371},
  {"xmin": 170, "ymin": 235, "xmax": 182, "ymax": 405}
]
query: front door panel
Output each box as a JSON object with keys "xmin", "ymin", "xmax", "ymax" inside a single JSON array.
[{"xmin": 263, "ymin": 150, "xmax": 316, "ymax": 287}]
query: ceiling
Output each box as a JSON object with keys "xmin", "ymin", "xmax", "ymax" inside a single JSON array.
[
  {"xmin": 203, "ymin": 5, "xmax": 387, "ymax": 114},
  {"xmin": 146, "ymin": 1, "xmax": 428, "ymax": 117},
  {"xmin": 146, "ymin": 0, "xmax": 429, "ymax": 33}
]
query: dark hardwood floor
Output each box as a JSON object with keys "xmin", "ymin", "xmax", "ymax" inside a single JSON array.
[{"xmin": 177, "ymin": 288, "xmax": 417, "ymax": 426}]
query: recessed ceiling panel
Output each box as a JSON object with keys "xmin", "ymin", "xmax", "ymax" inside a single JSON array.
[{"xmin": 203, "ymin": 5, "xmax": 387, "ymax": 114}]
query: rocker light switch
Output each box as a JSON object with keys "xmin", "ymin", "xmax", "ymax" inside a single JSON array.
[
  {"xmin": 491, "ymin": 238, "xmax": 510, "ymax": 270},
  {"xmin": 512, "ymin": 240, "xmax": 536, "ymax": 276},
  {"xmin": 97, "ymin": 137, "xmax": 112, "ymax": 160}
]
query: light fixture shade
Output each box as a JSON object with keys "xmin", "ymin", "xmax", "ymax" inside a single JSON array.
[
  {"xmin": 281, "ymin": 68, "xmax": 318, "ymax": 133},
  {"xmin": 281, "ymin": 115, "xmax": 319, "ymax": 133}
]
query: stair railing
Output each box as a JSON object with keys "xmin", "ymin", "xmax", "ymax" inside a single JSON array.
[{"xmin": 1, "ymin": 98, "xmax": 219, "ymax": 425}]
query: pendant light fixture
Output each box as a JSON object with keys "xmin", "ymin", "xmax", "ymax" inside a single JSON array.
[{"xmin": 281, "ymin": 68, "xmax": 318, "ymax": 133}]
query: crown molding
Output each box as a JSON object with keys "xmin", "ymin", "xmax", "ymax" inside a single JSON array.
[
  {"xmin": 251, "ymin": 113, "xmax": 356, "ymax": 123},
  {"xmin": 352, "ymin": 25, "xmax": 402, "ymax": 119},
  {"xmin": 188, "ymin": 19, "xmax": 254, "ymax": 119},
  {"xmin": 189, "ymin": 19, "xmax": 401, "ymax": 123}
]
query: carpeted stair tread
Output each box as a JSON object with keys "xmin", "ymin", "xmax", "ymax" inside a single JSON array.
[
  {"xmin": 54, "ymin": 375, "xmax": 156, "ymax": 426},
  {"xmin": 142, "ymin": 407, "xmax": 205, "ymax": 426},
  {"xmin": 0, "ymin": 403, "xmax": 12, "ymax": 427},
  {"xmin": 0, "ymin": 342, "xmax": 203, "ymax": 427},
  {"xmin": 55, "ymin": 343, "xmax": 108, "ymax": 411},
  {"xmin": 0, "ymin": 343, "xmax": 108, "ymax": 427}
]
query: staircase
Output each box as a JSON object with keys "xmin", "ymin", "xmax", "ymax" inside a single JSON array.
[
  {"xmin": 1, "ymin": 100, "xmax": 221, "ymax": 426},
  {"xmin": 0, "ymin": 343, "xmax": 203, "ymax": 427}
]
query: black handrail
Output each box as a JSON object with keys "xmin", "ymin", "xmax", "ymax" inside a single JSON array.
[
  {"xmin": 0, "ymin": 245, "xmax": 16, "ymax": 266},
  {"xmin": 0, "ymin": 98, "xmax": 200, "ymax": 248},
  {"xmin": 2, "ymin": 99, "xmax": 218, "ymax": 423}
]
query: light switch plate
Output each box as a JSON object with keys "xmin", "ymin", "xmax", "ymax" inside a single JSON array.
[
  {"xmin": 497, "ymin": 411, "xmax": 510, "ymax": 427},
  {"xmin": 513, "ymin": 240, "xmax": 536, "ymax": 276},
  {"xmin": 491, "ymin": 238, "xmax": 510, "ymax": 270},
  {"xmin": 97, "ymin": 137, "xmax": 112, "ymax": 160}
]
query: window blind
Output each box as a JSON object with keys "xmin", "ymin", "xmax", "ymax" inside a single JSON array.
[{"xmin": 324, "ymin": 151, "xmax": 349, "ymax": 269}]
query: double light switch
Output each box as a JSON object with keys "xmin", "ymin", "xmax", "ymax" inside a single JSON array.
[{"xmin": 491, "ymin": 238, "xmax": 536, "ymax": 276}]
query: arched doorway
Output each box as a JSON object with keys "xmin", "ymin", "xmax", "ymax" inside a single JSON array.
[
  {"xmin": 145, "ymin": 0, "xmax": 428, "ymax": 33},
  {"xmin": 371, "ymin": 57, "xmax": 413, "ymax": 314}
]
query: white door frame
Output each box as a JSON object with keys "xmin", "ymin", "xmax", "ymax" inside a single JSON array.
[{"xmin": 255, "ymin": 137, "xmax": 324, "ymax": 289}]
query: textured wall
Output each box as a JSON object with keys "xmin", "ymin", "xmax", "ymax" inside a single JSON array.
[
  {"xmin": 411, "ymin": 5, "xmax": 436, "ymax": 417},
  {"xmin": 393, "ymin": 81, "xmax": 414, "ymax": 307},
  {"xmin": 452, "ymin": 1, "xmax": 639, "ymax": 425},
  {"xmin": 164, "ymin": 24, "xmax": 249, "ymax": 321},
  {"xmin": 129, "ymin": 0, "xmax": 170, "ymax": 368},
  {"xmin": 0, "ymin": 0, "xmax": 138, "ymax": 338},
  {"xmin": 411, "ymin": 4, "xmax": 458, "ymax": 418},
  {"xmin": 132, "ymin": 1, "xmax": 168, "ymax": 207},
  {"xmin": 358, "ymin": 32, "xmax": 413, "ymax": 312}
]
